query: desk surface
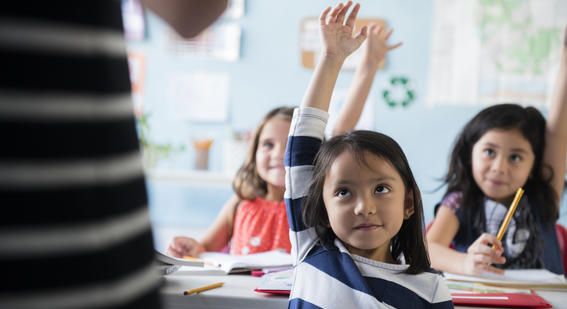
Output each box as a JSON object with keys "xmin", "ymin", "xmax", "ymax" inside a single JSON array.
[
  {"xmin": 161, "ymin": 273, "xmax": 288, "ymax": 309},
  {"xmin": 161, "ymin": 273, "xmax": 567, "ymax": 309}
]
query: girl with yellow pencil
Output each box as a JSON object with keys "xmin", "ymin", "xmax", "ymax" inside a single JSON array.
[{"xmin": 427, "ymin": 26, "xmax": 567, "ymax": 276}]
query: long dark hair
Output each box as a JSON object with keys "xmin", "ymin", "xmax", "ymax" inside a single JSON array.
[
  {"xmin": 302, "ymin": 130, "xmax": 430, "ymax": 274},
  {"xmin": 444, "ymin": 104, "xmax": 557, "ymax": 228},
  {"xmin": 232, "ymin": 106, "xmax": 294, "ymax": 200}
]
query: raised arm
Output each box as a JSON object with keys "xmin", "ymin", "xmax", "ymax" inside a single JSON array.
[
  {"xmin": 544, "ymin": 25, "xmax": 567, "ymax": 214},
  {"xmin": 332, "ymin": 23, "xmax": 402, "ymax": 136},
  {"xmin": 300, "ymin": 1, "xmax": 367, "ymax": 112},
  {"xmin": 286, "ymin": 1, "xmax": 366, "ymax": 264}
]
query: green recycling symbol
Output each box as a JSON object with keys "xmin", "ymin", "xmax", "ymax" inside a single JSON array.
[{"xmin": 382, "ymin": 76, "xmax": 415, "ymax": 108}]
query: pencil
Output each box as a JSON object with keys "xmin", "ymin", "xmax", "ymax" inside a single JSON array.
[
  {"xmin": 496, "ymin": 187, "xmax": 524, "ymax": 241},
  {"xmin": 183, "ymin": 282, "xmax": 224, "ymax": 295},
  {"xmin": 182, "ymin": 255, "xmax": 218, "ymax": 267}
]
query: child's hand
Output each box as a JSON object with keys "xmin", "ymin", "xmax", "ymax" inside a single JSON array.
[
  {"xmin": 362, "ymin": 23, "xmax": 402, "ymax": 67},
  {"xmin": 463, "ymin": 233, "xmax": 506, "ymax": 276},
  {"xmin": 166, "ymin": 236, "xmax": 205, "ymax": 258},
  {"xmin": 319, "ymin": 1, "xmax": 367, "ymax": 61}
]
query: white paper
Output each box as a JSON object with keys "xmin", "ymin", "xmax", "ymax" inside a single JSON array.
[{"xmin": 167, "ymin": 72, "xmax": 229, "ymax": 122}]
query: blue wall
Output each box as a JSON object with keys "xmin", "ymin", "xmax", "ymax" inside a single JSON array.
[{"xmin": 128, "ymin": 0, "xmax": 567, "ymax": 229}]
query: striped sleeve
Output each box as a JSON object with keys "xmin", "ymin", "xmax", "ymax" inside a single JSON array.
[
  {"xmin": 0, "ymin": 2, "xmax": 160, "ymax": 309},
  {"xmin": 284, "ymin": 107, "xmax": 328, "ymax": 264}
]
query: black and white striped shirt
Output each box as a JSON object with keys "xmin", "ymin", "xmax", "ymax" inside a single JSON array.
[{"xmin": 0, "ymin": 2, "xmax": 160, "ymax": 308}]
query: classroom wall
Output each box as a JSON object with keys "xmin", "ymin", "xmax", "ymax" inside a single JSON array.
[{"xmin": 126, "ymin": 0, "xmax": 567, "ymax": 239}]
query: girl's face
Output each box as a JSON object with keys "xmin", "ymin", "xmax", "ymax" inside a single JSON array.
[
  {"xmin": 255, "ymin": 116, "xmax": 291, "ymax": 192},
  {"xmin": 322, "ymin": 150, "xmax": 414, "ymax": 262},
  {"xmin": 471, "ymin": 129, "xmax": 535, "ymax": 204}
]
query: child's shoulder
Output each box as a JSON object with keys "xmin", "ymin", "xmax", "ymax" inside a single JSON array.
[{"xmin": 440, "ymin": 191, "xmax": 464, "ymax": 212}]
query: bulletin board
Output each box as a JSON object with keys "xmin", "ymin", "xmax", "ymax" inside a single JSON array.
[{"xmin": 300, "ymin": 17, "xmax": 386, "ymax": 70}]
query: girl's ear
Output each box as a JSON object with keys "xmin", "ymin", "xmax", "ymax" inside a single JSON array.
[{"xmin": 404, "ymin": 191, "xmax": 415, "ymax": 219}]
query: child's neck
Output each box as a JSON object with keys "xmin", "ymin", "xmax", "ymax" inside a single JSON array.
[
  {"xmin": 264, "ymin": 184, "xmax": 285, "ymax": 202},
  {"xmin": 345, "ymin": 243, "xmax": 396, "ymax": 264}
]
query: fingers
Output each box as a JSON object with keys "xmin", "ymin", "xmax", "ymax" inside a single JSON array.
[
  {"xmin": 475, "ymin": 233, "xmax": 503, "ymax": 248},
  {"xmin": 484, "ymin": 265, "xmax": 506, "ymax": 275},
  {"xmin": 388, "ymin": 42, "xmax": 403, "ymax": 51},
  {"xmin": 166, "ymin": 244, "xmax": 184, "ymax": 258},
  {"xmin": 353, "ymin": 25, "xmax": 368, "ymax": 45},
  {"xmin": 344, "ymin": 2, "xmax": 360, "ymax": 28},
  {"xmin": 335, "ymin": 1, "xmax": 352, "ymax": 26},
  {"xmin": 319, "ymin": 6, "xmax": 331, "ymax": 27},
  {"xmin": 383, "ymin": 28, "xmax": 393, "ymax": 40},
  {"xmin": 327, "ymin": 2, "xmax": 344, "ymax": 24}
]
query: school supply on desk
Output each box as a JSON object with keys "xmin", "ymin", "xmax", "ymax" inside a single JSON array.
[
  {"xmin": 251, "ymin": 266, "xmax": 293, "ymax": 277},
  {"xmin": 254, "ymin": 268, "xmax": 293, "ymax": 295},
  {"xmin": 444, "ymin": 269, "xmax": 567, "ymax": 290},
  {"xmin": 183, "ymin": 282, "xmax": 224, "ymax": 295},
  {"xmin": 451, "ymin": 292, "xmax": 551, "ymax": 308},
  {"xmin": 177, "ymin": 250, "xmax": 292, "ymax": 275},
  {"xmin": 496, "ymin": 187, "xmax": 524, "ymax": 242},
  {"xmin": 446, "ymin": 280, "xmax": 552, "ymax": 307},
  {"xmin": 155, "ymin": 249, "xmax": 204, "ymax": 275}
]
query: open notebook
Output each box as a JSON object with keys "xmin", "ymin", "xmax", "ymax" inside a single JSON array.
[
  {"xmin": 176, "ymin": 250, "xmax": 292, "ymax": 275},
  {"xmin": 154, "ymin": 249, "xmax": 204, "ymax": 275}
]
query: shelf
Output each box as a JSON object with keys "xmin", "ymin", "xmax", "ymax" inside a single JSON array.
[{"xmin": 145, "ymin": 168, "xmax": 233, "ymax": 188}]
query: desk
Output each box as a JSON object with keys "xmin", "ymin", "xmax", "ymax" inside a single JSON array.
[
  {"xmin": 161, "ymin": 273, "xmax": 288, "ymax": 309},
  {"xmin": 160, "ymin": 273, "xmax": 567, "ymax": 309}
]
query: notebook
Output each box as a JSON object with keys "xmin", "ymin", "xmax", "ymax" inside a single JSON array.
[
  {"xmin": 154, "ymin": 249, "xmax": 203, "ymax": 275},
  {"xmin": 177, "ymin": 250, "xmax": 292, "ymax": 275},
  {"xmin": 254, "ymin": 268, "xmax": 293, "ymax": 295}
]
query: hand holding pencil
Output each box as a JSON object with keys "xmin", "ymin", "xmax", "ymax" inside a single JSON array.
[{"xmin": 462, "ymin": 188, "xmax": 524, "ymax": 276}]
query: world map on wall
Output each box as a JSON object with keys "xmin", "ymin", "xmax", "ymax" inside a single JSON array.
[{"xmin": 427, "ymin": 0, "xmax": 567, "ymax": 107}]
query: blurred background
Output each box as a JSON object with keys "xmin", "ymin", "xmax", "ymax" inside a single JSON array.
[{"xmin": 121, "ymin": 0, "xmax": 567, "ymax": 250}]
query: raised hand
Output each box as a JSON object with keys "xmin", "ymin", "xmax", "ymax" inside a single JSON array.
[
  {"xmin": 166, "ymin": 236, "xmax": 205, "ymax": 258},
  {"xmin": 319, "ymin": 1, "xmax": 367, "ymax": 61},
  {"xmin": 463, "ymin": 233, "xmax": 506, "ymax": 276},
  {"xmin": 362, "ymin": 23, "xmax": 403, "ymax": 67}
]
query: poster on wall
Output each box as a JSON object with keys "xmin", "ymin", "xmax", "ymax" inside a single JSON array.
[
  {"xmin": 427, "ymin": 0, "xmax": 567, "ymax": 108},
  {"xmin": 167, "ymin": 72, "xmax": 230, "ymax": 122},
  {"xmin": 168, "ymin": 23, "xmax": 241, "ymax": 61}
]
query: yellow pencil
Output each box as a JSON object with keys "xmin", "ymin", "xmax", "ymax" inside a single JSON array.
[
  {"xmin": 182, "ymin": 255, "xmax": 219, "ymax": 267},
  {"xmin": 183, "ymin": 282, "xmax": 224, "ymax": 295},
  {"xmin": 496, "ymin": 187, "xmax": 524, "ymax": 241}
]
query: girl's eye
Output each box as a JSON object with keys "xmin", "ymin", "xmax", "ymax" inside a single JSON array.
[
  {"xmin": 262, "ymin": 141, "xmax": 274, "ymax": 148},
  {"xmin": 336, "ymin": 188, "xmax": 351, "ymax": 198},
  {"xmin": 374, "ymin": 185, "xmax": 390, "ymax": 194},
  {"xmin": 510, "ymin": 154, "xmax": 522, "ymax": 162},
  {"xmin": 483, "ymin": 149, "xmax": 495, "ymax": 157}
]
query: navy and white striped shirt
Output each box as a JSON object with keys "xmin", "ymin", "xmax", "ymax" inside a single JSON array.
[
  {"xmin": 0, "ymin": 2, "xmax": 160, "ymax": 308},
  {"xmin": 284, "ymin": 107, "xmax": 453, "ymax": 308}
]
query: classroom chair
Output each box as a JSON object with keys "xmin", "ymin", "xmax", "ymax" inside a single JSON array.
[{"xmin": 556, "ymin": 223, "xmax": 567, "ymax": 275}]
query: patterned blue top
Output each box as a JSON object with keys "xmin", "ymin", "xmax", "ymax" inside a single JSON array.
[{"xmin": 284, "ymin": 107, "xmax": 454, "ymax": 308}]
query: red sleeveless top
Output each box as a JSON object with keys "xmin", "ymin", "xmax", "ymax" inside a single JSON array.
[{"xmin": 230, "ymin": 197, "xmax": 291, "ymax": 255}]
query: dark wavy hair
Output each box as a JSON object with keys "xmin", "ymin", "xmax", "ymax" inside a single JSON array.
[
  {"xmin": 443, "ymin": 104, "xmax": 557, "ymax": 228},
  {"xmin": 302, "ymin": 130, "xmax": 430, "ymax": 274},
  {"xmin": 232, "ymin": 106, "xmax": 294, "ymax": 200}
]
